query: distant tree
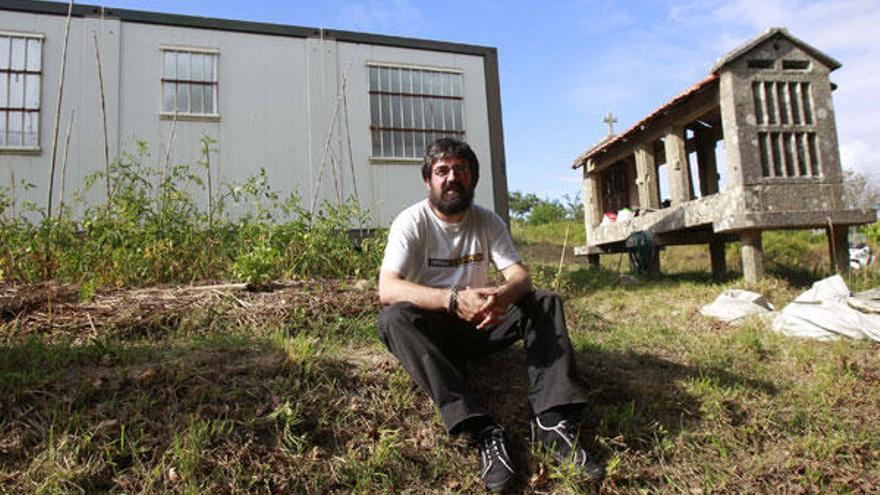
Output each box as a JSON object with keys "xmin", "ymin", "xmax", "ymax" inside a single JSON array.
[
  {"xmin": 560, "ymin": 192, "xmax": 583, "ymax": 221},
  {"xmin": 508, "ymin": 191, "xmax": 541, "ymax": 220},
  {"xmin": 843, "ymin": 168, "xmax": 880, "ymax": 209},
  {"xmin": 843, "ymin": 169, "xmax": 880, "ymax": 243},
  {"xmin": 509, "ymin": 190, "xmax": 587, "ymax": 225},
  {"xmin": 527, "ymin": 199, "xmax": 567, "ymax": 225}
]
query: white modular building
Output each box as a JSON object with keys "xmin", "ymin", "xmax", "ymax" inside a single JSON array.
[{"xmin": 0, "ymin": 0, "xmax": 509, "ymax": 226}]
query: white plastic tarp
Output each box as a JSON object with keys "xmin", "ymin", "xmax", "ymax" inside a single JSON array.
[
  {"xmin": 771, "ymin": 275, "xmax": 880, "ymax": 341},
  {"xmin": 848, "ymin": 288, "xmax": 880, "ymax": 314},
  {"xmin": 699, "ymin": 289, "xmax": 775, "ymax": 325}
]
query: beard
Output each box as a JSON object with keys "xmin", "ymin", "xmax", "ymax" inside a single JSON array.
[{"xmin": 429, "ymin": 181, "xmax": 474, "ymax": 216}]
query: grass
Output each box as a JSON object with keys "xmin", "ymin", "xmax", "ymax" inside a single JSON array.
[
  {"xmin": 512, "ymin": 219, "xmax": 586, "ymax": 246},
  {"xmin": 2, "ymin": 192, "xmax": 880, "ymax": 492}
]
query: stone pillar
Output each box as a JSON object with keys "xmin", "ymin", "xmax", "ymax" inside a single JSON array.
[
  {"xmin": 664, "ymin": 127, "xmax": 692, "ymax": 205},
  {"xmin": 827, "ymin": 225, "xmax": 849, "ymax": 273},
  {"xmin": 740, "ymin": 230, "xmax": 764, "ymax": 282},
  {"xmin": 696, "ymin": 131, "xmax": 720, "ymax": 196},
  {"xmin": 582, "ymin": 166, "xmax": 602, "ymax": 233},
  {"xmin": 709, "ymin": 238, "xmax": 726, "ymax": 280},
  {"xmin": 582, "ymin": 167, "xmax": 603, "ymax": 272},
  {"xmin": 634, "ymin": 144, "xmax": 660, "ymax": 210},
  {"xmin": 718, "ymin": 71, "xmax": 748, "ymax": 188}
]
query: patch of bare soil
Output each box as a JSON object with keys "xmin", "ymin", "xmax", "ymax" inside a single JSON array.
[
  {"xmin": 518, "ymin": 242, "xmax": 590, "ymax": 265},
  {"xmin": 0, "ymin": 281, "xmax": 81, "ymax": 321},
  {"xmin": 0, "ymin": 279, "xmax": 379, "ymax": 343}
]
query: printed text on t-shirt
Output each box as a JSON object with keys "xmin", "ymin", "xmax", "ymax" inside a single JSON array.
[{"xmin": 428, "ymin": 253, "xmax": 484, "ymax": 268}]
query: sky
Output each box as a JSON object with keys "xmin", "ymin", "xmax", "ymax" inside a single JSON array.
[{"xmin": 102, "ymin": 0, "xmax": 880, "ymax": 201}]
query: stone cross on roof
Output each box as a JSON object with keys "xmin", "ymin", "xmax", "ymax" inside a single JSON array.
[{"xmin": 603, "ymin": 111, "xmax": 617, "ymax": 135}]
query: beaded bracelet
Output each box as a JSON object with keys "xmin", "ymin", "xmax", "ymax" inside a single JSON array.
[{"xmin": 448, "ymin": 285, "xmax": 459, "ymax": 314}]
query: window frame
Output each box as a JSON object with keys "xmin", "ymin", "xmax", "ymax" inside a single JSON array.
[
  {"xmin": 0, "ymin": 31, "xmax": 44, "ymax": 153},
  {"xmin": 159, "ymin": 45, "xmax": 220, "ymax": 121},
  {"xmin": 367, "ymin": 62, "xmax": 466, "ymax": 162}
]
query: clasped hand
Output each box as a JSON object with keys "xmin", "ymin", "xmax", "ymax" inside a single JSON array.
[{"xmin": 455, "ymin": 286, "xmax": 509, "ymax": 330}]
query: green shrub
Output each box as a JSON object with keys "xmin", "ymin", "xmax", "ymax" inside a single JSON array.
[
  {"xmin": 232, "ymin": 236, "xmax": 282, "ymax": 284},
  {"xmin": 762, "ymin": 230, "xmax": 825, "ymax": 269}
]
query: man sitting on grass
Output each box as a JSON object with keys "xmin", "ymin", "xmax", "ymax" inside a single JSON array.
[{"xmin": 377, "ymin": 137, "xmax": 603, "ymax": 491}]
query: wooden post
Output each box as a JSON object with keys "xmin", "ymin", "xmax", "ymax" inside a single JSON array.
[
  {"xmin": 827, "ymin": 224, "xmax": 849, "ymax": 274},
  {"xmin": 740, "ymin": 230, "xmax": 764, "ymax": 282}
]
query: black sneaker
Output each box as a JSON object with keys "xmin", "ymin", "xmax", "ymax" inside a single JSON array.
[
  {"xmin": 531, "ymin": 417, "xmax": 603, "ymax": 481},
  {"xmin": 476, "ymin": 424, "xmax": 516, "ymax": 492}
]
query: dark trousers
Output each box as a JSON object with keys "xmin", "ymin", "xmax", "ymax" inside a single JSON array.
[{"xmin": 377, "ymin": 290, "xmax": 587, "ymax": 434}]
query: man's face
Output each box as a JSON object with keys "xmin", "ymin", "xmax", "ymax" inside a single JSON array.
[{"xmin": 425, "ymin": 156, "xmax": 475, "ymax": 217}]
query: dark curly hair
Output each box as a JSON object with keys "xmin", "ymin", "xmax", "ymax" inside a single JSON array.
[{"xmin": 421, "ymin": 138, "xmax": 480, "ymax": 184}]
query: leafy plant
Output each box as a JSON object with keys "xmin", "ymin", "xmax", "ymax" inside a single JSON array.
[{"xmin": 0, "ymin": 138, "xmax": 383, "ymax": 287}]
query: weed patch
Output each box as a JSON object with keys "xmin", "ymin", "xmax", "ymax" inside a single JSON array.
[{"xmin": 0, "ymin": 140, "xmax": 383, "ymax": 288}]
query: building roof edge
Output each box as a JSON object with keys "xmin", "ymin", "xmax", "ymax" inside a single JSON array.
[{"xmin": 2, "ymin": 0, "xmax": 497, "ymax": 57}]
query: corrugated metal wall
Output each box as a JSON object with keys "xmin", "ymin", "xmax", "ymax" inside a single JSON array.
[{"xmin": 0, "ymin": 9, "xmax": 494, "ymax": 227}]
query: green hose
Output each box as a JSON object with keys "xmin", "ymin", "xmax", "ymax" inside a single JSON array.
[{"xmin": 626, "ymin": 231, "xmax": 655, "ymax": 274}]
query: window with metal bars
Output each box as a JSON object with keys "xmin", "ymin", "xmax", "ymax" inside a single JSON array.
[
  {"xmin": 601, "ymin": 164, "xmax": 629, "ymax": 213},
  {"xmin": 161, "ymin": 48, "xmax": 218, "ymax": 117},
  {"xmin": 751, "ymin": 79, "xmax": 821, "ymax": 178},
  {"xmin": 368, "ymin": 64, "xmax": 464, "ymax": 159},
  {"xmin": 0, "ymin": 33, "xmax": 42, "ymax": 150}
]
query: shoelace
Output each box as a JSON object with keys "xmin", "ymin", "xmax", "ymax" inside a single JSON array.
[
  {"xmin": 556, "ymin": 420, "xmax": 574, "ymax": 440},
  {"xmin": 538, "ymin": 419, "xmax": 588, "ymax": 467},
  {"xmin": 481, "ymin": 430, "xmax": 514, "ymax": 477}
]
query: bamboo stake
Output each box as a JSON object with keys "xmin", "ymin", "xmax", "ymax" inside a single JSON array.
[
  {"xmin": 340, "ymin": 59, "xmax": 359, "ymax": 206},
  {"xmin": 8, "ymin": 168, "xmax": 16, "ymax": 270},
  {"xmin": 310, "ymin": 92, "xmax": 343, "ymax": 218},
  {"xmin": 330, "ymin": 141, "xmax": 342, "ymax": 204},
  {"xmin": 58, "ymin": 108, "xmax": 75, "ymax": 216},
  {"xmin": 45, "ymin": 0, "xmax": 74, "ymax": 280},
  {"xmin": 10, "ymin": 168, "xmax": 15, "ymax": 220},
  {"xmin": 554, "ymin": 224, "xmax": 570, "ymax": 291},
  {"xmin": 310, "ymin": 58, "xmax": 355, "ymax": 218},
  {"xmin": 92, "ymin": 31, "xmax": 111, "ymax": 201},
  {"xmin": 201, "ymin": 135, "xmax": 214, "ymax": 226},
  {"xmin": 158, "ymin": 112, "xmax": 178, "ymax": 212}
]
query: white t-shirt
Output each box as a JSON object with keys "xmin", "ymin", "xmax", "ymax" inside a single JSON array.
[{"xmin": 381, "ymin": 199, "xmax": 521, "ymax": 289}]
